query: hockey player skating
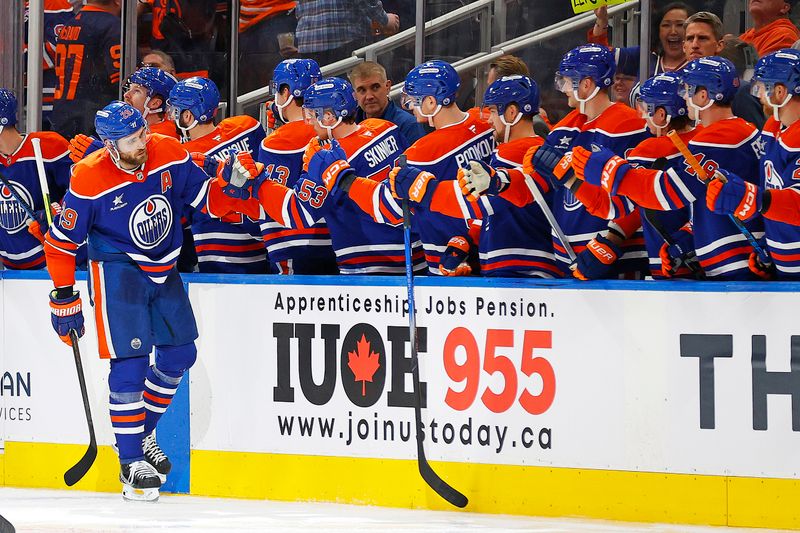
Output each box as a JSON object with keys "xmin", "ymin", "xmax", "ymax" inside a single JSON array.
[
  {"xmin": 0, "ymin": 89, "xmax": 72, "ymax": 269},
  {"xmin": 706, "ymin": 48, "xmax": 800, "ymax": 279},
  {"xmin": 167, "ymin": 77, "xmax": 269, "ymax": 273},
  {"xmin": 406, "ymin": 75, "xmax": 561, "ymax": 277},
  {"xmin": 570, "ymin": 57, "xmax": 764, "ymax": 280},
  {"xmin": 43, "ymin": 101, "xmax": 261, "ymax": 501},
  {"xmin": 253, "ymin": 59, "xmax": 338, "ymax": 274},
  {"xmin": 527, "ymin": 44, "xmax": 650, "ymax": 279}
]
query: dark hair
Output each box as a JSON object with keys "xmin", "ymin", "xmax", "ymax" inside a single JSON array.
[
  {"xmin": 652, "ymin": 2, "xmax": 695, "ymax": 55},
  {"xmin": 668, "ymin": 114, "xmax": 692, "ymax": 131}
]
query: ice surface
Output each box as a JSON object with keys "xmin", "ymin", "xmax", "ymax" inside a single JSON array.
[{"xmin": 0, "ymin": 487, "xmax": 789, "ymax": 533}]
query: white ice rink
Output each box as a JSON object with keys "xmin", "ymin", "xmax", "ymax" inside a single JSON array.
[{"xmin": 0, "ymin": 487, "xmax": 789, "ymax": 533}]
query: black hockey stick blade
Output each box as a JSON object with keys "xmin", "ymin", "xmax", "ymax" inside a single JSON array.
[
  {"xmin": 417, "ymin": 450, "xmax": 468, "ymax": 508},
  {"xmin": 0, "ymin": 513, "xmax": 15, "ymax": 533},
  {"xmin": 64, "ymin": 330, "xmax": 98, "ymax": 486}
]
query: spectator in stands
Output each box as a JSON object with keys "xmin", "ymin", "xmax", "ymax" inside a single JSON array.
[
  {"xmin": 486, "ymin": 55, "xmax": 551, "ymax": 137},
  {"xmin": 611, "ymin": 54, "xmax": 639, "ymax": 106},
  {"xmin": 590, "ymin": 2, "xmax": 694, "ymax": 77},
  {"xmin": 719, "ymin": 37, "xmax": 765, "ymax": 128},
  {"xmin": 51, "ymin": 0, "xmax": 121, "ymax": 138},
  {"xmin": 683, "ymin": 11, "xmax": 724, "ymax": 61},
  {"xmin": 238, "ymin": 0, "xmax": 299, "ymax": 94},
  {"xmin": 296, "ymin": 0, "xmax": 399, "ymax": 65},
  {"xmin": 141, "ymin": 49, "xmax": 177, "ymax": 76},
  {"xmin": 41, "ymin": 0, "xmax": 77, "ymax": 130},
  {"xmin": 349, "ymin": 61, "xmax": 425, "ymax": 145},
  {"xmin": 740, "ymin": 0, "xmax": 800, "ymax": 56}
]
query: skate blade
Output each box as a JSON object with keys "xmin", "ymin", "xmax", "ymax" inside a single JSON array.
[{"xmin": 122, "ymin": 485, "xmax": 160, "ymax": 502}]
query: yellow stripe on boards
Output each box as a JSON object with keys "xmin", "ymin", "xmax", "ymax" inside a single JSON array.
[
  {"xmin": 728, "ymin": 476, "xmax": 800, "ymax": 530},
  {"xmin": 2, "ymin": 441, "xmax": 119, "ymax": 492}
]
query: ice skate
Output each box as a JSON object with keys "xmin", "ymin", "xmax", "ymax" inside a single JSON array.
[
  {"xmin": 120, "ymin": 460, "xmax": 161, "ymax": 502},
  {"xmin": 142, "ymin": 431, "xmax": 172, "ymax": 483}
]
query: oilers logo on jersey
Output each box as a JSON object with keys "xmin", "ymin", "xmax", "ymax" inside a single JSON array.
[
  {"xmin": 763, "ymin": 160, "xmax": 785, "ymax": 190},
  {"xmin": 562, "ymin": 189, "xmax": 583, "ymax": 212},
  {"xmin": 129, "ymin": 195, "xmax": 172, "ymax": 249},
  {"xmin": 0, "ymin": 182, "xmax": 33, "ymax": 233}
]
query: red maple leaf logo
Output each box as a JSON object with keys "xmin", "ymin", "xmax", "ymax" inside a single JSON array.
[{"xmin": 348, "ymin": 334, "xmax": 380, "ymax": 396}]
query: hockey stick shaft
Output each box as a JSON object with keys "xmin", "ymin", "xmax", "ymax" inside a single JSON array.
[
  {"xmin": 63, "ymin": 330, "xmax": 97, "ymax": 486},
  {"xmin": 523, "ymin": 172, "xmax": 577, "ymax": 263},
  {"xmin": 666, "ymin": 130, "xmax": 771, "ymax": 266},
  {"xmin": 0, "ymin": 171, "xmax": 37, "ymax": 221},
  {"xmin": 31, "ymin": 137, "xmax": 53, "ymax": 226},
  {"xmin": 399, "ymin": 155, "xmax": 468, "ymax": 508}
]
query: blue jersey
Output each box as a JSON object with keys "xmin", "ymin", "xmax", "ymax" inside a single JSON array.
[
  {"xmin": 545, "ymin": 103, "xmax": 650, "ymax": 274},
  {"xmin": 257, "ymin": 119, "xmax": 424, "ymax": 274},
  {"xmin": 44, "ymin": 134, "xmax": 213, "ymax": 287},
  {"xmin": 184, "ymin": 116, "xmax": 269, "ymax": 274},
  {"xmin": 757, "ymin": 116, "xmax": 800, "ymax": 279},
  {"xmin": 0, "ymin": 132, "xmax": 71, "ymax": 269},
  {"xmin": 255, "ymin": 120, "xmax": 336, "ymax": 272}
]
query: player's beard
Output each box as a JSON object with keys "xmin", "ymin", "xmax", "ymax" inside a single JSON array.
[{"xmin": 118, "ymin": 148, "xmax": 148, "ymax": 169}]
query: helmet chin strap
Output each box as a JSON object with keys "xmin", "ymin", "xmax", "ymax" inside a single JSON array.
[
  {"xmin": 645, "ymin": 113, "xmax": 672, "ymax": 137},
  {"xmin": 769, "ymin": 91, "xmax": 792, "ymax": 121},
  {"xmin": 687, "ymin": 92, "xmax": 715, "ymax": 117},
  {"xmin": 572, "ymin": 82, "xmax": 601, "ymax": 115},
  {"xmin": 417, "ymin": 103, "xmax": 442, "ymax": 127},
  {"xmin": 275, "ymin": 94, "xmax": 294, "ymax": 123},
  {"xmin": 142, "ymin": 96, "xmax": 165, "ymax": 119},
  {"xmin": 499, "ymin": 110, "xmax": 523, "ymax": 144},
  {"xmin": 175, "ymin": 115, "xmax": 198, "ymax": 142},
  {"xmin": 317, "ymin": 116, "xmax": 342, "ymax": 139}
]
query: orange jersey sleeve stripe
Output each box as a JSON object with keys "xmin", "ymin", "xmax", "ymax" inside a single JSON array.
[{"xmin": 90, "ymin": 261, "xmax": 113, "ymax": 359}]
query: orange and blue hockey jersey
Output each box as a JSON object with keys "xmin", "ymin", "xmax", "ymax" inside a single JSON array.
[
  {"xmin": 51, "ymin": 4, "xmax": 121, "ymax": 137},
  {"xmin": 255, "ymin": 120, "xmax": 337, "ymax": 273},
  {"xmin": 347, "ymin": 112, "xmax": 495, "ymax": 273},
  {"xmin": 423, "ymin": 136, "xmax": 560, "ymax": 278},
  {"xmin": 543, "ymin": 103, "xmax": 650, "ymax": 274},
  {"xmin": 183, "ymin": 115, "xmax": 269, "ymax": 273},
  {"xmin": 609, "ymin": 117, "xmax": 763, "ymax": 279},
  {"xmin": 0, "ymin": 132, "xmax": 71, "ymax": 269},
  {"xmin": 44, "ymin": 134, "xmax": 229, "ymax": 287},
  {"xmin": 254, "ymin": 119, "xmax": 425, "ymax": 274},
  {"xmin": 40, "ymin": 0, "xmax": 75, "ymax": 126},
  {"xmin": 754, "ymin": 116, "xmax": 800, "ymax": 279}
]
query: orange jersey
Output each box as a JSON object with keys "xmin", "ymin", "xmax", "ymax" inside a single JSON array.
[
  {"xmin": 239, "ymin": 0, "xmax": 296, "ymax": 32},
  {"xmin": 740, "ymin": 18, "xmax": 800, "ymax": 57},
  {"xmin": 149, "ymin": 119, "xmax": 180, "ymax": 139}
]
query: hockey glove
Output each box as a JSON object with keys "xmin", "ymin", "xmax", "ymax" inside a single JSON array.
[
  {"xmin": 439, "ymin": 235, "xmax": 474, "ymax": 276},
  {"xmin": 748, "ymin": 250, "xmax": 776, "ymax": 280},
  {"xmin": 706, "ymin": 170, "xmax": 762, "ymax": 222},
  {"xmin": 531, "ymin": 144, "xmax": 574, "ymax": 189},
  {"xmin": 389, "ymin": 164, "xmax": 435, "ymax": 203},
  {"xmin": 49, "ymin": 288, "xmax": 85, "ymax": 346},
  {"xmin": 191, "ymin": 151, "xmax": 221, "ymax": 177},
  {"xmin": 302, "ymin": 137, "xmax": 325, "ymax": 173},
  {"xmin": 27, "ymin": 202, "xmax": 63, "ymax": 244},
  {"xmin": 68, "ymin": 134, "xmax": 103, "ymax": 163},
  {"xmin": 307, "ymin": 141, "xmax": 356, "ymax": 195},
  {"xmin": 458, "ymin": 160, "xmax": 509, "ymax": 200},
  {"xmin": 573, "ymin": 234, "xmax": 621, "ymax": 280},
  {"xmin": 217, "ymin": 150, "xmax": 264, "ymax": 200},
  {"xmin": 571, "ymin": 144, "xmax": 629, "ymax": 195},
  {"xmin": 658, "ymin": 223, "xmax": 699, "ymax": 278}
]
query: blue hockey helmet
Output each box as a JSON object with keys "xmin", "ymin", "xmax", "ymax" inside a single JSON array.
[
  {"xmin": 0, "ymin": 89, "xmax": 17, "ymax": 133},
  {"xmin": 128, "ymin": 66, "xmax": 178, "ymax": 100},
  {"xmin": 95, "ymin": 101, "xmax": 148, "ymax": 142},
  {"xmin": 483, "ymin": 75, "xmax": 539, "ymax": 116},
  {"xmin": 166, "ymin": 77, "xmax": 220, "ymax": 125},
  {"xmin": 679, "ymin": 56, "xmax": 740, "ymax": 106},
  {"xmin": 751, "ymin": 48, "xmax": 800, "ymax": 111},
  {"xmin": 555, "ymin": 45, "xmax": 616, "ymax": 92},
  {"xmin": 636, "ymin": 73, "xmax": 687, "ymax": 119},
  {"xmin": 271, "ymin": 58, "xmax": 322, "ymax": 99},
  {"xmin": 402, "ymin": 60, "xmax": 460, "ymax": 108},
  {"xmin": 302, "ymin": 77, "xmax": 358, "ymax": 120}
]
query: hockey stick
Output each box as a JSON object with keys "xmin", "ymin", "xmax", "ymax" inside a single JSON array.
[
  {"xmin": 399, "ymin": 155, "xmax": 468, "ymax": 508},
  {"xmin": 63, "ymin": 330, "xmax": 97, "ymax": 486},
  {"xmin": 666, "ymin": 130, "xmax": 772, "ymax": 267},
  {"xmin": 522, "ymin": 172, "xmax": 577, "ymax": 264},
  {"xmin": 31, "ymin": 137, "xmax": 53, "ymax": 226},
  {"xmin": 642, "ymin": 157, "xmax": 704, "ymax": 279},
  {"xmin": 0, "ymin": 171, "xmax": 37, "ymax": 221}
]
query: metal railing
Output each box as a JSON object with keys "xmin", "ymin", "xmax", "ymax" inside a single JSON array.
[{"xmin": 238, "ymin": 0, "xmax": 641, "ymax": 114}]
